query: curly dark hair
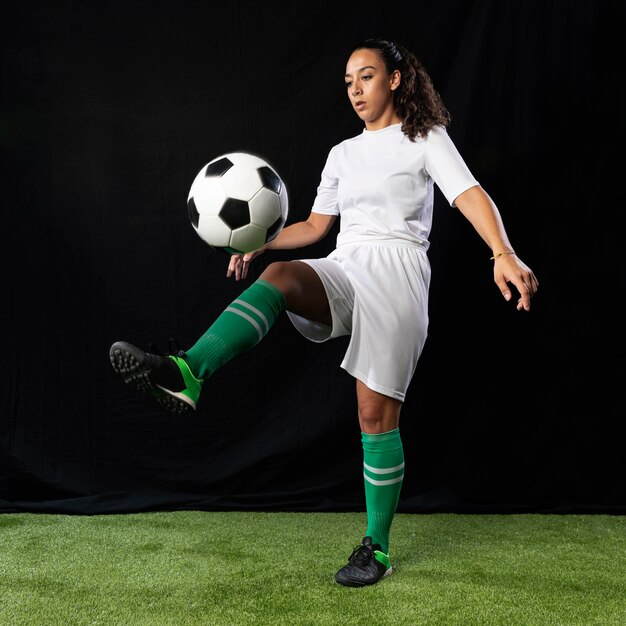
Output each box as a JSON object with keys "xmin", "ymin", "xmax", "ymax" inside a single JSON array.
[{"xmin": 351, "ymin": 38, "xmax": 451, "ymax": 142}]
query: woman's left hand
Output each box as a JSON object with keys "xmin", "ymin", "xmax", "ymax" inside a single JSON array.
[{"xmin": 493, "ymin": 255, "xmax": 539, "ymax": 311}]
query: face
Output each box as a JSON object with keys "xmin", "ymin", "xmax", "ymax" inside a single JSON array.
[{"xmin": 344, "ymin": 48, "xmax": 401, "ymax": 127}]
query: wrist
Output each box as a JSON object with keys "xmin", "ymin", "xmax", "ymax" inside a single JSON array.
[{"xmin": 490, "ymin": 250, "xmax": 515, "ymax": 260}]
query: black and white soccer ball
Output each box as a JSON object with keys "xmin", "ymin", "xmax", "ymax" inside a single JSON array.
[{"xmin": 187, "ymin": 152, "xmax": 288, "ymax": 255}]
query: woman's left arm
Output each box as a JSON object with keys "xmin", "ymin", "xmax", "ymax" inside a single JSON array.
[{"xmin": 454, "ymin": 185, "xmax": 539, "ymax": 312}]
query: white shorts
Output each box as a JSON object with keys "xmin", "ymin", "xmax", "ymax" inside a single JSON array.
[{"xmin": 286, "ymin": 240, "xmax": 431, "ymax": 402}]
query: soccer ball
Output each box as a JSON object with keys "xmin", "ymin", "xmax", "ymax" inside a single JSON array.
[{"xmin": 187, "ymin": 152, "xmax": 288, "ymax": 255}]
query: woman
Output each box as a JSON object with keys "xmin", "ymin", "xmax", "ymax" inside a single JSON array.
[{"xmin": 110, "ymin": 38, "xmax": 538, "ymax": 587}]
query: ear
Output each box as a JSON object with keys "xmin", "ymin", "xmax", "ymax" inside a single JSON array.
[{"xmin": 390, "ymin": 69, "xmax": 401, "ymax": 91}]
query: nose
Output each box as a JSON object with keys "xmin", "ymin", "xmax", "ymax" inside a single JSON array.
[{"xmin": 351, "ymin": 84, "xmax": 362, "ymax": 98}]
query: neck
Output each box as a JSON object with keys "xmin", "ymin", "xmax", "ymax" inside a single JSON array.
[{"xmin": 364, "ymin": 111, "xmax": 402, "ymax": 132}]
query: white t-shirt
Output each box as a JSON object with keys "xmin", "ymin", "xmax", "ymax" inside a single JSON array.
[{"xmin": 311, "ymin": 122, "xmax": 479, "ymax": 250}]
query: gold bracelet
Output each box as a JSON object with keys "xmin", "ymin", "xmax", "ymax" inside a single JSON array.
[{"xmin": 490, "ymin": 250, "xmax": 516, "ymax": 260}]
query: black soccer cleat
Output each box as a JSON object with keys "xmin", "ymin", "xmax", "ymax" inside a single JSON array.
[
  {"xmin": 335, "ymin": 536, "xmax": 393, "ymax": 587},
  {"xmin": 109, "ymin": 339, "xmax": 202, "ymax": 414}
]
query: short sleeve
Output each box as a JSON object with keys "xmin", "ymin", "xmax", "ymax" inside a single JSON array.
[
  {"xmin": 311, "ymin": 146, "xmax": 340, "ymax": 215},
  {"xmin": 424, "ymin": 125, "xmax": 479, "ymax": 207}
]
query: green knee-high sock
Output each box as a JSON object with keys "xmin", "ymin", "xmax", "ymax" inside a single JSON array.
[
  {"xmin": 184, "ymin": 278, "xmax": 286, "ymax": 380},
  {"xmin": 362, "ymin": 428, "xmax": 404, "ymax": 555}
]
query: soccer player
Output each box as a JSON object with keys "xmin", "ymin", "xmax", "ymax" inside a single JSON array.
[{"xmin": 110, "ymin": 38, "xmax": 538, "ymax": 587}]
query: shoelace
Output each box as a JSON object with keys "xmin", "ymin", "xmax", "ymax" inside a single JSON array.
[
  {"xmin": 148, "ymin": 337, "xmax": 186, "ymax": 358},
  {"xmin": 347, "ymin": 543, "xmax": 374, "ymax": 566}
]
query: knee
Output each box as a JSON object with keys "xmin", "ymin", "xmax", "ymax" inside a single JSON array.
[
  {"xmin": 358, "ymin": 410, "xmax": 386, "ymax": 434},
  {"xmin": 260, "ymin": 261, "xmax": 306, "ymax": 303},
  {"xmin": 260, "ymin": 261, "xmax": 289, "ymax": 282},
  {"xmin": 260, "ymin": 262, "xmax": 291, "ymax": 294},
  {"xmin": 358, "ymin": 404, "xmax": 401, "ymax": 434}
]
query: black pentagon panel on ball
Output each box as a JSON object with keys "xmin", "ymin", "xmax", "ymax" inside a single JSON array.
[
  {"xmin": 258, "ymin": 166, "xmax": 282, "ymax": 195},
  {"xmin": 205, "ymin": 157, "xmax": 233, "ymax": 178},
  {"xmin": 266, "ymin": 215, "xmax": 285, "ymax": 241},
  {"xmin": 187, "ymin": 197, "xmax": 200, "ymax": 228},
  {"xmin": 219, "ymin": 198, "xmax": 250, "ymax": 229}
]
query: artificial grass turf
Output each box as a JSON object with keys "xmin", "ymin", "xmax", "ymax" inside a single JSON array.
[{"xmin": 0, "ymin": 511, "xmax": 624, "ymax": 625}]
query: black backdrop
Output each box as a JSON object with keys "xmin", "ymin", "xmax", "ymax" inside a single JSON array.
[{"xmin": 2, "ymin": 1, "xmax": 624, "ymax": 514}]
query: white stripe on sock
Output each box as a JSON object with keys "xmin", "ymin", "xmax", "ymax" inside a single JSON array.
[
  {"xmin": 233, "ymin": 299, "xmax": 270, "ymax": 333},
  {"xmin": 225, "ymin": 307, "xmax": 263, "ymax": 342},
  {"xmin": 363, "ymin": 461, "xmax": 405, "ymax": 475},
  {"xmin": 364, "ymin": 473, "xmax": 404, "ymax": 486}
]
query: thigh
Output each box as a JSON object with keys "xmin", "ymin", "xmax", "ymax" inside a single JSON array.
[
  {"xmin": 260, "ymin": 260, "xmax": 332, "ymax": 327},
  {"xmin": 339, "ymin": 243, "xmax": 430, "ymax": 404}
]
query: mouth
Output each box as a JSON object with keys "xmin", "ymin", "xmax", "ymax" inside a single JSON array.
[{"xmin": 355, "ymin": 101, "xmax": 366, "ymax": 109}]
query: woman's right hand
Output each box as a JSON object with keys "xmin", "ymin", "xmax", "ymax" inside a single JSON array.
[{"xmin": 226, "ymin": 244, "xmax": 267, "ymax": 281}]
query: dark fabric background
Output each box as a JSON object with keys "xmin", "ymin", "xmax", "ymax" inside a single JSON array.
[{"xmin": 1, "ymin": 1, "xmax": 624, "ymax": 514}]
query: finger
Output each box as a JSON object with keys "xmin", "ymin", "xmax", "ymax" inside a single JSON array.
[
  {"xmin": 522, "ymin": 273, "xmax": 536, "ymax": 297},
  {"xmin": 514, "ymin": 278, "xmax": 531, "ymax": 311},
  {"xmin": 517, "ymin": 293, "xmax": 530, "ymax": 311},
  {"xmin": 242, "ymin": 254, "xmax": 252, "ymax": 279},
  {"xmin": 227, "ymin": 255, "xmax": 239, "ymax": 278},
  {"xmin": 530, "ymin": 273, "xmax": 540, "ymax": 293}
]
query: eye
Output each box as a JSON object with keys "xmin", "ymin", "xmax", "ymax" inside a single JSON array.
[
  {"xmin": 345, "ymin": 81, "xmax": 352, "ymax": 87},
  {"xmin": 362, "ymin": 75, "xmax": 372, "ymax": 80}
]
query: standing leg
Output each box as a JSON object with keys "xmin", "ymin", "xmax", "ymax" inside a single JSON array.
[
  {"xmin": 335, "ymin": 379, "xmax": 403, "ymax": 587},
  {"xmin": 357, "ymin": 379, "xmax": 404, "ymax": 556}
]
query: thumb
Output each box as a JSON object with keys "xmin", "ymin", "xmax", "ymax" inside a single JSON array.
[{"xmin": 495, "ymin": 276, "xmax": 512, "ymax": 301}]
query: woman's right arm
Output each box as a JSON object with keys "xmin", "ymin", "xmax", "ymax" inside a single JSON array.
[{"xmin": 227, "ymin": 213, "xmax": 337, "ymax": 281}]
